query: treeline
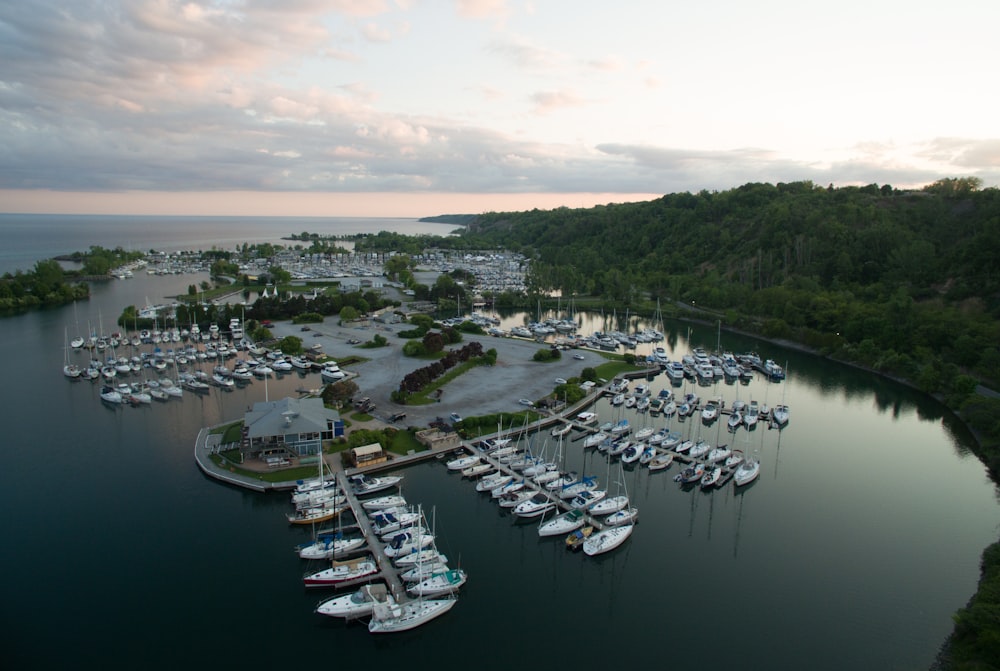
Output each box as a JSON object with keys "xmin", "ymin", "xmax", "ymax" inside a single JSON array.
[
  {"xmin": 0, "ymin": 259, "xmax": 90, "ymax": 310},
  {"xmin": 450, "ymin": 180, "xmax": 1000, "ymax": 397},
  {"xmin": 65, "ymin": 245, "xmax": 145, "ymax": 276}
]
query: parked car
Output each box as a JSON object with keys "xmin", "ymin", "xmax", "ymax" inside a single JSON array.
[
  {"xmin": 449, "ymin": 412, "xmax": 462, "ymax": 423},
  {"xmin": 573, "ymin": 353, "xmax": 585, "ymax": 360},
  {"xmin": 519, "ymin": 398, "xmax": 534, "ymax": 407}
]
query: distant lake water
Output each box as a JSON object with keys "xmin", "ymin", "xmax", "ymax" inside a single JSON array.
[
  {"xmin": 0, "ymin": 213, "xmax": 460, "ymax": 274},
  {"xmin": 0, "ymin": 229, "xmax": 997, "ymax": 669}
]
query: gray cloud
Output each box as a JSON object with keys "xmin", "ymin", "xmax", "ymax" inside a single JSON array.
[{"xmin": 1, "ymin": 2, "xmax": 995, "ymax": 202}]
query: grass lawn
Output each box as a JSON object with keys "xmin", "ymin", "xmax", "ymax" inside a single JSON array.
[
  {"xmin": 210, "ymin": 421, "xmax": 244, "ymax": 444},
  {"xmin": 388, "ymin": 429, "xmax": 427, "ymax": 455},
  {"xmin": 403, "ymin": 359, "xmax": 487, "ymax": 405}
]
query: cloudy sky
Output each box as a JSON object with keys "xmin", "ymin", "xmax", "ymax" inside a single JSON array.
[{"xmin": 2, "ymin": 0, "xmax": 998, "ymax": 217}]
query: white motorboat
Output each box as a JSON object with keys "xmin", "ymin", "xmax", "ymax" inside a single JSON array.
[
  {"xmin": 350, "ymin": 474, "xmax": 403, "ymax": 496},
  {"xmin": 370, "ymin": 509, "xmax": 421, "ymax": 536},
  {"xmin": 302, "ymin": 556, "xmax": 378, "ymax": 587},
  {"xmin": 462, "ymin": 463, "xmax": 494, "ymax": 478},
  {"xmin": 576, "ymin": 411, "xmax": 598, "ymax": 425},
  {"xmin": 446, "ymin": 454, "xmax": 479, "ymax": 471},
  {"xmin": 701, "ymin": 399, "xmax": 720, "ymax": 422},
  {"xmin": 361, "ymin": 495, "xmax": 408, "ymax": 511},
  {"xmin": 583, "ymin": 524, "xmax": 634, "ymax": 556},
  {"xmin": 316, "ymin": 584, "xmax": 389, "ymax": 619},
  {"xmin": 406, "ymin": 568, "xmax": 467, "ymax": 597},
  {"xmin": 583, "ymin": 431, "xmax": 608, "ymax": 448},
  {"xmin": 514, "ymin": 492, "xmax": 557, "ymax": 518},
  {"xmin": 475, "ymin": 472, "xmax": 511, "ymax": 493},
  {"xmin": 744, "ymin": 400, "xmax": 760, "ymax": 428},
  {"xmin": 537, "ymin": 509, "xmax": 586, "ymax": 537},
  {"xmin": 399, "ymin": 559, "xmax": 449, "ymax": 582},
  {"xmin": 394, "ymin": 548, "xmax": 446, "ymax": 567},
  {"xmin": 604, "ymin": 506, "xmax": 639, "ymax": 526},
  {"xmin": 570, "ymin": 488, "xmax": 607, "ymax": 510},
  {"xmin": 588, "ymin": 494, "xmax": 628, "ymax": 516},
  {"xmin": 498, "ymin": 490, "xmax": 535, "ymax": 509},
  {"xmin": 297, "ymin": 534, "xmax": 366, "ymax": 560},
  {"xmin": 383, "ymin": 530, "xmax": 435, "ymax": 558},
  {"xmin": 558, "ymin": 475, "xmax": 598, "ymax": 500},
  {"xmin": 368, "ymin": 596, "xmax": 456, "ymax": 633}
]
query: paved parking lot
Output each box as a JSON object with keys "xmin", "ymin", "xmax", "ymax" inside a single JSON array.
[{"xmin": 270, "ymin": 319, "xmax": 606, "ymax": 427}]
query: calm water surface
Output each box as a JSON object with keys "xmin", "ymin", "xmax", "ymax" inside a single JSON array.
[{"xmin": 1, "ymin": 274, "xmax": 997, "ymax": 669}]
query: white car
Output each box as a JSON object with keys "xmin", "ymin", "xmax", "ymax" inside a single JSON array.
[
  {"xmin": 554, "ymin": 377, "xmax": 567, "ymax": 385},
  {"xmin": 573, "ymin": 354, "xmax": 585, "ymax": 360},
  {"xmin": 449, "ymin": 412, "xmax": 462, "ymax": 423},
  {"xmin": 518, "ymin": 398, "xmax": 534, "ymax": 407}
]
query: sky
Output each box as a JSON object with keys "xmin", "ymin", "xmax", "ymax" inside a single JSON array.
[{"xmin": 2, "ymin": 0, "xmax": 999, "ymax": 218}]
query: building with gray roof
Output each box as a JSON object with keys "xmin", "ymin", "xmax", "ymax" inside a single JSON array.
[{"xmin": 244, "ymin": 396, "xmax": 341, "ymax": 457}]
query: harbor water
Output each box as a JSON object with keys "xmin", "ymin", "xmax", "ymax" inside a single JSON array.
[{"xmin": 0, "ymin": 224, "xmax": 998, "ymax": 669}]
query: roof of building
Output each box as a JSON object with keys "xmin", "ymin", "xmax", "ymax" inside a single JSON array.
[
  {"xmin": 244, "ymin": 396, "xmax": 339, "ymax": 439},
  {"xmin": 352, "ymin": 443, "xmax": 383, "ymax": 457}
]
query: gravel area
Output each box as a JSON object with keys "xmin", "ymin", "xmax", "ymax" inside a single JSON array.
[{"xmin": 270, "ymin": 318, "xmax": 606, "ymax": 427}]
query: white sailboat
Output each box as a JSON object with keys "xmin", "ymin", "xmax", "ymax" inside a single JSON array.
[{"xmin": 583, "ymin": 523, "xmax": 634, "ymax": 556}]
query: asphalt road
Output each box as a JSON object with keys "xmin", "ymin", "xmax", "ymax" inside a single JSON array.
[{"xmin": 270, "ymin": 319, "xmax": 606, "ymax": 427}]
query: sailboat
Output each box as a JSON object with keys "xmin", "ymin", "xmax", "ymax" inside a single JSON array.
[
  {"xmin": 583, "ymin": 522, "xmax": 633, "ymax": 556},
  {"xmin": 63, "ymin": 328, "xmax": 82, "ymax": 379}
]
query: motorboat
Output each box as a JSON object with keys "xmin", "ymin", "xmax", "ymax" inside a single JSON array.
[
  {"xmin": 446, "ymin": 454, "xmax": 479, "ymax": 471},
  {"xmin": 406, "ymin": 568, "xmax": 467, "ymax": 597},
  {"xmin": 570, "ymin": 488, "xmax": 607, "ymax": 510},
  {"xmin": 361, "ymin": 495, "xmax": 408, "ymax": 511},
  {"xmin": 583, "ymin": 431, "xmax": 609, "ymax": 449},
  {"xmin": 550, "ymin": 423, "xmax": 573, "ymax": 438},
  {"xmin": 368, "ymin": 596, "xmax": 456, "ymax": 633},
  {"xmin": 588, "ymin": 494, "xmax": 628, "ymax": 516},
  {"xmin": 498, "ymin": 490, "xmax": 535, "ymax": 509},
  {"xmin": 302, "ymin": 556, "xmax": 378, "ymax": 587},
  {"xmin": 476, "ymin": 473, "xmax": 512, "ymax": 493},
  {"xmin": 604, "ymin": 507, "xmax": 639, "ymax": 526},
  {"xmin": 514, "ymin": 492, "xmax": 557, "ymax": 518},
  {"xmin": 744, "ymin": 400, "xmax": 760, "ymax": 428},
  {"xmin": 701, "ymin": 399, "xmax": 720, "ymax": 422},
  {"xmin": 537, "ymin": 509, "xmax": 586, "ymax": 537},
  {"xmin": 315, "ymin": 584, "xmax": 389, "ymax": 619},
  {"xmin": 370, "ymin": 509, "xmax": 421, "ymax": 536},
  {"xmin": 565, "ymin": 525, "xmax": 594, "ymax": 551},
  {"xmin": 383, "ymin": 530, "xmax": 435, "ymax": 558},
  {"xmin": 286, "ymin": 504, "xmax": 346, "ymax": 525},
  {"xmin": 296, "ymin": 534, "xmax": 366, "ymax": 560},
  {"xmin": 350, "ymin": 474, "xmax": 403, "ymax": 496},
  {"xmin": 583, "ymin": 524, "xmax": 634, "ymax": 556},
  {"xmin": 559, "ymin": 475, "xmax": 598, "ymax": 500}
]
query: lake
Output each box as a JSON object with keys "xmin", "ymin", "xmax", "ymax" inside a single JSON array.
[{"xmin": 0, "ymin": 258, "xmax": 996, "ymax": 669}]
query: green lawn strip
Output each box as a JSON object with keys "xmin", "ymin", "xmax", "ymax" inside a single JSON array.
[
  {"xmin": 209, "ymin": 453, "xmax": 318, "ymax": 483},
  {"xmin": 210, "ymin": 421, "xmax": 244, "ymax": 444},
  {"xmin": 388, "ymin": 429, "xmax": 427, "ymax": 454},
  {"xmin": 593, "ymin": 359, "xmax": 647, "ymax": 380}
]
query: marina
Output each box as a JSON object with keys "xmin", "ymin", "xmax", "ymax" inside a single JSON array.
[{"xmin": 2, "ymin": 250, "xmax": 997, "ymax": 669}]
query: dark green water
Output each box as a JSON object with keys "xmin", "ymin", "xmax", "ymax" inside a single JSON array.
[{"xmin": 1, "ymin": 272, "xmax": 996, "ymax": 669}]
